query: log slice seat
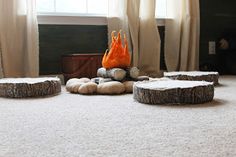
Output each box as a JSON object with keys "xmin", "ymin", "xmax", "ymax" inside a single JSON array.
[
  {"xmin": 164, "ymin": 71, "xmax": 219, "ymax": 85},
  {"xmin": 133, "ymin": 80, "xmax": 214, "ymax": 105},
  {"xmin": 0, "ymin": 77, "xmax": 61, "ymax": 98}
]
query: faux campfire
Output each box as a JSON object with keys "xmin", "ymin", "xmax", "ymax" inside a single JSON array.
[{"xmin": 66, "ymin": 31, "xmax": 148, "ymax": 95}]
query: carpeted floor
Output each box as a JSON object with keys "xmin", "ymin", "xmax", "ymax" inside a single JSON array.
[{"xmin": 0, "ymin": 76, "xmax": 236, "ymax": 157}]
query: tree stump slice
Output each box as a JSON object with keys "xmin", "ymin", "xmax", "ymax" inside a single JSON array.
[
  {"xmin": 133, "ymin": 80, "xmax": 214, "ymax": 105},
  {"xmin": 164, "ymin": 71, "xmax": 219, "ymax": 85},
  {"xmin": 0, "ymin": 77, "xmax": 61, "ymax": 98}
]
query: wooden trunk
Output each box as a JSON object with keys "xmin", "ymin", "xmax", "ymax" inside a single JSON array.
[
  {"xmin": 0, "ymin": 77, "xmax": 61, "ymax": 98},
  {"xmin": 164, "ymin": 71, "xmax": 219, "ymax": 85},
  {"xmin": 133, "ymin": 80, "xmax": 214, "ymax": 105},
  {"xmin": 61, "ymin": 53, "xmax": 103, "ymax": 83}
]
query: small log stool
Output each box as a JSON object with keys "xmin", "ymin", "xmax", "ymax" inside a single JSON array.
[
  {"xmin": 133, "ymin": 80, "xmax": 214, "ymax": 105},
  {"xmin": 0, "ymin": 77, "xmax": 61, "ymax": 98},
  {"xmin": 164, "ymin": 71, "xmax": 219, "ymax": 85}
]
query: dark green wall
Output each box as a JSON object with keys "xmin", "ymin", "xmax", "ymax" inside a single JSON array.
[
  {"xmin": 39, "ymin": 25, "xmax": 108, "ymax": 74},
  {"xmin": 199, "ymin": 0, "xmax": 236, "ymax": 73},
  {"xmin": 159, "ymin": 26, "xmax": 166, "ymax": 70}
]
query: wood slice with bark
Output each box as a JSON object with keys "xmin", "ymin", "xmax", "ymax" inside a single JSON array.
[
  {"xmin": 133, "ymin": 80, "xmax": 214, "ymax": 105},
  {"xmin": 0, "ymin": 77, "xmax": 61, "ymax": 98},
  {"xmin": 164, "ymin": 71, "xmax": 219, "ymax": 85}
]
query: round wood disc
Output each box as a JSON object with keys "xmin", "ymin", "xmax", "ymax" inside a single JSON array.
[
  {"xmin": 133, "ymin": 80, "xmax": 214, "ymax": 105},
  {"xmin": 0, "ymin": 77, "xmax": 61, "ymax": 98},
  {"xmin": 164, "ymin": 71, "xmax": 219, "ymax": 85}
]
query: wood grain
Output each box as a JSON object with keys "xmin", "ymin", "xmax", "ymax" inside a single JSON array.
[{"xmin": 164, "ymin": 71, "xmax": 219, "ymax": 85}]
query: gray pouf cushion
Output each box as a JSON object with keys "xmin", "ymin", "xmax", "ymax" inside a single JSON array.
[{"xmin": 0, "ymin": 77, "xmax": 61, "ymax": 98}]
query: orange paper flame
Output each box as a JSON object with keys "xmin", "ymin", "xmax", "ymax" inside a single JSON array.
[{"xmin": 102, "ymin": 31, "xmax": 131, "ymax": 69}]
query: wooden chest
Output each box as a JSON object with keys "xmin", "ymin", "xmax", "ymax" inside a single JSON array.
[{"xmin": 61, "ymin": 53, "xmax": 103, "ymax": 83}]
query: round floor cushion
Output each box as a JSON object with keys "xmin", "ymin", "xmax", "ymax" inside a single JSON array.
[
  {"xmin": 164, "ymin": 71, "xmax": 219, "ymax": 85},
  {"xmin": 133, "ymin": 80, "xmax": 214, "ymax": 105},
  {"xmin": 0, "ymin": 77, "xmax": 61, "ymax": 98}
]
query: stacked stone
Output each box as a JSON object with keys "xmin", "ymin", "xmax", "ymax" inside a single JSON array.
[
  {"xmin": 66, "ymin": 67, "xmax": 149, "ymax": 95},
  {"xmin": 96, "ymin": 67, "xmax": 149, "ymax": 82}
]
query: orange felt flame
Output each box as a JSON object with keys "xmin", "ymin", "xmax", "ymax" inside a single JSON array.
[{"xmin": 102, "ymin": 31, "xmax": 131, "ymax": 69}]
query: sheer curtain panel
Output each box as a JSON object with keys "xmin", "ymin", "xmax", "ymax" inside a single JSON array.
[
  {"xmin": 165, "ymin": 0, "xmax": 200, "ymax": 71},
  {"xmin": 0, "ymin": 0, "xmax": 39, "ymax": 77},
  {"xmin": 108, "ymin": 0, "xmax": 161, "ymax": 77}
]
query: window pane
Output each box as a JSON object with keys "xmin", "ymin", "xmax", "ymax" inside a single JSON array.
[
  {"xmin": 56, "ymin": 0, "xmax": 86, "ymax": 13},
  {"xmin": 156, "ymin": 0, "xmax": 167, "ymax": 17},
  {"xmin": 36, "ymin": 0, "xmax": 168, "ymax": 18},
  {"xmin": 37, "ymin": 0, "xmax": 54, "ymax": 12},
  {"xmin": 87, "ymin": 0, "xmax": 108, "ymax": 15}
]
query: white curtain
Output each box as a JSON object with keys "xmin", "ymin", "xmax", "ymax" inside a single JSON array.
[
  {"xmin": 0, "ymin": 41, "xmax": 3, "ymax": 78},
  {"xmin": 108, "ymin": 0, "xmax": 161, "ymax": 77},
  {"xmin": 0, "ymin": 0, "xmax": 39, "ymax": 77},
  {"xmin": 165, "ymin": 0, "xmax": 200, "ymax": 71}
]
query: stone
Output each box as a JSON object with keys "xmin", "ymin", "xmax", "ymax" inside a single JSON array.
[
  {"xmin": 136, "ymin": 76, "xmax": 150, "ymax": 81},
  {"xmin": 66, "ymin": 78, "xmax": 83, "ymax": 93},
  {"xmin": 123, "ymin": 81, "xmax": 134, "ymax": 93},
  {"xmin": 78, "ymin": 82, "xmax": 97, "ymax": 94},
  {"xmin": 97, "ymin": 81, "xmax": 125, "ymax": 95}
]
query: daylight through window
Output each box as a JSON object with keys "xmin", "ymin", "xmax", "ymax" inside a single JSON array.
[{"xmin": 37, "ymin": 0, "xmax": 167, "ymax": 18}]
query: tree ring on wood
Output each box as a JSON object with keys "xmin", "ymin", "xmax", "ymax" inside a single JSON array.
[
  {"xmin": 164, "ymin": 71, "xmax": 219, "ymax": 85},
  {"xmin": 0, "ymin": 77, "xmax": 61, "ymax": 98}
]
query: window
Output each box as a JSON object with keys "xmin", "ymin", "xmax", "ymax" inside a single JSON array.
[
  {"xmin": 36, "ymin": 0, "xmax": 108, "ymax": 16},
  {"xmin": 156, "ymin": 0, "xmax": 167, "ymax": 18},
  {"xmin": 37, "ymin": 0, "xmax": 167, "ymax": 18}
]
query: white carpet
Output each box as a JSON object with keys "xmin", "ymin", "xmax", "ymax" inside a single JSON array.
[{"xmin": 0, "ymin": 76, "xmax": 236, "ymax": 157}]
